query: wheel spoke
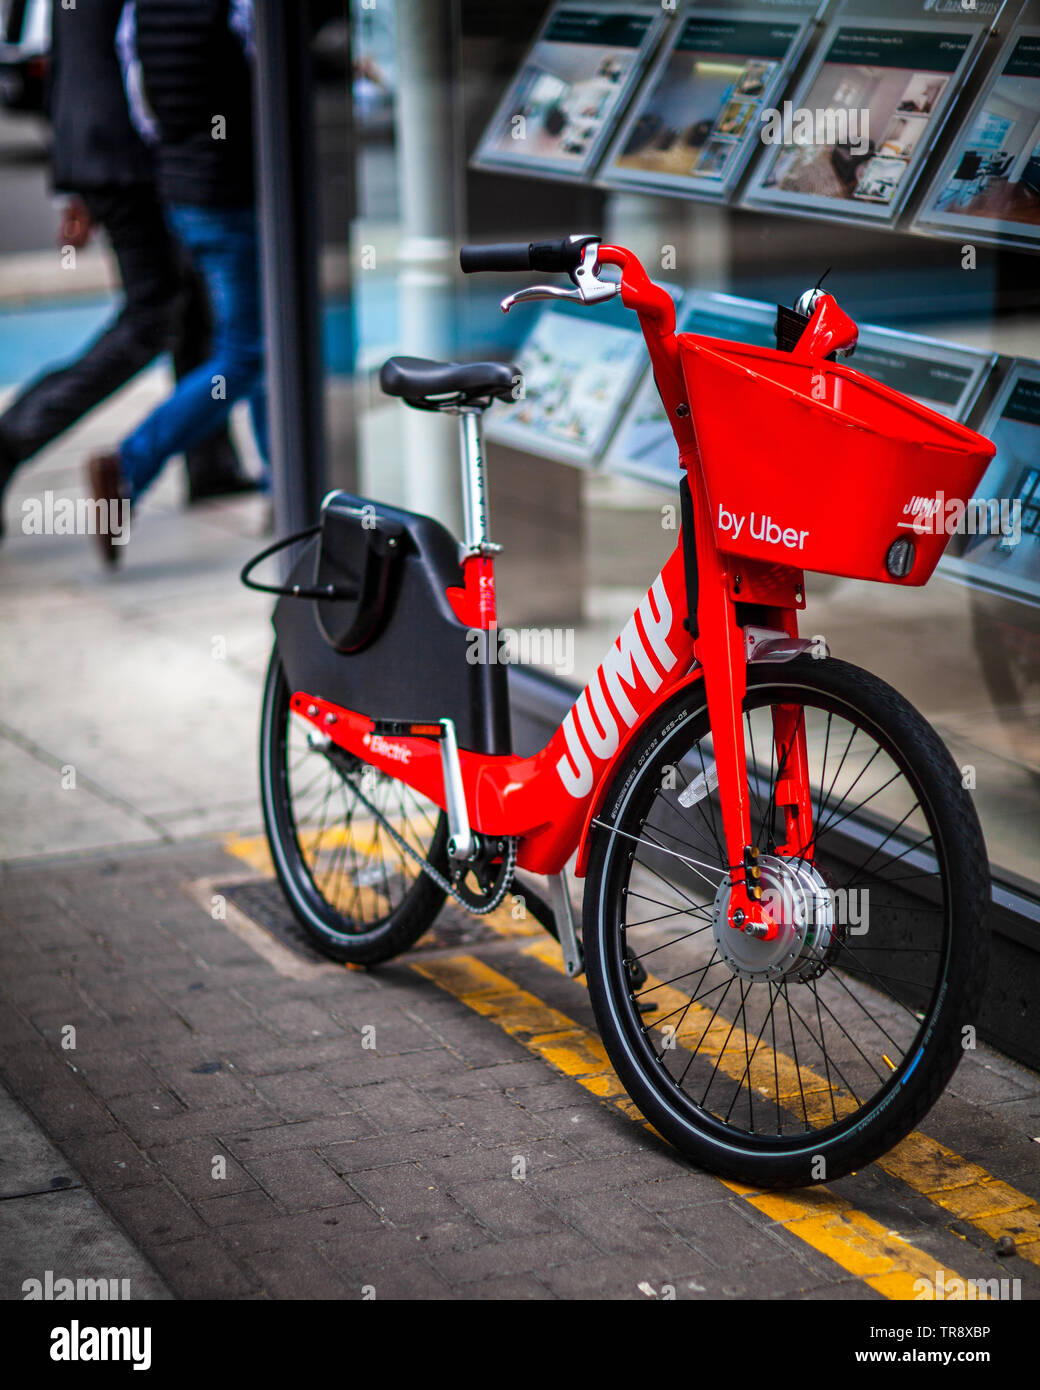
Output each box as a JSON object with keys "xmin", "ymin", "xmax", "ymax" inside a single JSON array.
[
  {"xmin": 603, "ymin": 674, "xmax": 963, "ymax": 1160},
  {"xmin": 274, "ymin": 670, "xmax": 445, "ymax": 939}
]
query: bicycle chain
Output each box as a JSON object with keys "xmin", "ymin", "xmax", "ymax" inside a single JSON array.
[{"xmin": 343, "ymin": 772, "xmax": 517, "ymax": 915}]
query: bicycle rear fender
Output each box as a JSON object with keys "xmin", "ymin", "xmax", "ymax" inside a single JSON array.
[{"xmin": 272, "ymin": 491, "xmax": 511, "ymax": 755}]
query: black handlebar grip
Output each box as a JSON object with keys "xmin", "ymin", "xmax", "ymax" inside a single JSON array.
[
  {"xmin": 459, "ymin": 243, "xmax": 533, "ymax": 273},
  {"xmin": 460, "ymin": 237, "xmax": 595, "ymax": 275},
  {"xmin": 528, "ymin": 239, "xmax": 583, "ymax": 273}
]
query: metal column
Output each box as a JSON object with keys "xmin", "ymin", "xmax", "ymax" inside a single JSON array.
[{"xmin": 252, "ymin": 0, "xmax": 333, "ymax": 542}]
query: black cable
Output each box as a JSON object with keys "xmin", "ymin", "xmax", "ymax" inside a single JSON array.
[{"xmin": 239, "ymin": 524, "xmax": 357, "ymax": 600}]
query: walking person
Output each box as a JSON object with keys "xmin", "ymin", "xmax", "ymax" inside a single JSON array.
[
  {"xmin": 0, "ymin": 0, "xmax": 256, "ymax": 541},
  {"xmin": 88, "ymin": 0, "xmax": 269, "ymax": 566}
]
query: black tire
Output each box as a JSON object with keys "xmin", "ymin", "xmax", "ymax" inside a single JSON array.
[
  {"xmin": 259, "ymin": 646, "xmax": 448, "ymax": 966},
  {"xmin": 583, "ymin": 655, "xmax": 989, "ymax": 1188}
]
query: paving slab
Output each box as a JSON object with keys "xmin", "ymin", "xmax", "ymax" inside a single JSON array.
[{"xmin": 0, "ymin": 1081, "xmax": 171, "ymax": 1301}]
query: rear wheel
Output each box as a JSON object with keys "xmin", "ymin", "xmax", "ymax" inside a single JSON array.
[
  {"xmin": 259, "ymin": 647, "xmax": 448, "ymax": 965},
  {"xmin": 583, "ymin": 656, "xmax": 989, "ymax": 1187}
]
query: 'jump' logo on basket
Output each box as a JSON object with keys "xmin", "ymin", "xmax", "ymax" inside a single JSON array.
[
  {"xmin": 900, "ymin": 491, "xmax": 1021, "ymax": 544},
  {"xmin": 718, "ymin": 506, "xmax": 809, "ymax": 552}
]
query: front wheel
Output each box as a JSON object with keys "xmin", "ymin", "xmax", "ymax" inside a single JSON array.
[{"xmin": 583, "ymin": 656, "xmax": 989, "ymax": 1188}]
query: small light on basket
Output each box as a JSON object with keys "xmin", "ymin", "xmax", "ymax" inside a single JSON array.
[{"xmin": 885, "ymin": 537, "xmax": 916, "ymax": 579}]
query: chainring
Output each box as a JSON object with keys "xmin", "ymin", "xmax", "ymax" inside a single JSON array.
[{"xmin": 449, "ymin": 840, "xmax": 516, "ymax": 911}]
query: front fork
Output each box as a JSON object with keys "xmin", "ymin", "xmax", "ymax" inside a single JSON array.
[
  {"xmin": 687, "ymin": 462, "xmax": 815, "ymax": 941},
  {"xmin": 609, "ymin": 244, "xmax": 817, "ymax": 943}
]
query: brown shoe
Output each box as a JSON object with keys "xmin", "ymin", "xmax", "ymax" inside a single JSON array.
[{"xmin": 86, "ymin": 452, "xmax": 131, "ymax": 567}]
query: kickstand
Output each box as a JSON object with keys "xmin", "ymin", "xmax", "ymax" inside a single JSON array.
[{"xmin": 546, "ymin": 869, "xmax": 584, "ymax": 978}]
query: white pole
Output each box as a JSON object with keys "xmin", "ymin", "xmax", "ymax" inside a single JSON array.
[{"xmin": 392, "ymin": 0, "xmax": 462, "ymax": 532}]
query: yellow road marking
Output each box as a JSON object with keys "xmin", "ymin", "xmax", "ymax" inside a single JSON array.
[
  {"xmin": 223, "ymin": 833, "xmax": 544, "ymax": 942},
  {"xmin": 226, "ymin": 811, "xmax": 1039, "ymax": 1266},
  {"xmin": 225, "ymin": 819, "xmax": 435, "ymax": 877},
  {"xmin": 413, "ymin": 951, "xmax": 983, "ymax": 1299},
  {"xmin": 524, "ymin": 937, "xmax": 854, "ymax": 1123},
  {"xmin": 225, "ymin": 832, "xmax": 273, "ymax": 874},
  {"xmin": 522, "ymin": 933, "xmax": 1040, "ymax": 1264}
]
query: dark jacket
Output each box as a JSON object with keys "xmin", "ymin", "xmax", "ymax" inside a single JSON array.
[
  {"xmin": 130, "ymin": 0, "xmax": 255, "ymax": 208},
  {"xmin": 49, "ymin": 0, "xmax": 154, "ymax": 192}
]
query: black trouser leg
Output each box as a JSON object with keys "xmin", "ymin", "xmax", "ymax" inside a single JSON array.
[{"xmin": 0, "ymin": 185, "xmax": 179, "ymax": 468}]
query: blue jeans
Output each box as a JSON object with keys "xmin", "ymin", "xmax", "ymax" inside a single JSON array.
[{"xmin": 120, "ymin": 203, "xmax": 269, "ymax": 499}]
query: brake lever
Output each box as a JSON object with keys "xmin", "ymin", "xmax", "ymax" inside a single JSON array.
[
  {"xmin": 501, "ymin": 284, "xmax": 582, "ymax": 313},
  {"xmin": 500, "ymin": 241, "xmax": 620, "ymax": 314}
]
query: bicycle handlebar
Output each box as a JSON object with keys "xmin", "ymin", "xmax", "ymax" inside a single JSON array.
[{"xmin": 459, "ymin": 235, "xmax": 598, "ymax": 276}]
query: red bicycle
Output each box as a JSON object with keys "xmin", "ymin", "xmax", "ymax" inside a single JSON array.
[{"xmin": 244, "ymin": 235, "xmax": 996, "ymax": 1187}]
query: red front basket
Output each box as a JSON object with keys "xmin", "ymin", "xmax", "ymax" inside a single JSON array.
[{"xmin": 678, "ymin": 334, "xmax": 997, "ymax": 586}]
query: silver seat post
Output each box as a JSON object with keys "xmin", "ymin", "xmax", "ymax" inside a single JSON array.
[{"xmin": 456, "ymin": 407, "xmax": 498, "ymax": 556}]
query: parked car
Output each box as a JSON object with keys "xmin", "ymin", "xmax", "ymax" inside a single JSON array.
[{"xmin": 0, "ymin": 0, "xmax": 51, "ymax": 113}]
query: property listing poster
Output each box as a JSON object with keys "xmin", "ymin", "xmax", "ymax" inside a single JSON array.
[
  {"xmin": 844, "ymin": 333, "xmax": 992, "ymax": 420},
  {"xmin": 916, "ymin": 27, "xmax": 1040, "ymax": 250},
  {"xmin": 743, "ymin": 20, "xmax": 980, "ymax": 224},
  {"xmin": 601, "ymin": 9, "xmax": 812, "ymax": 200},
  {"xmin": 944, "ymin": 367, "xmax": 1040, "ymax": 607},
  {"xmin": 472, "ymin": 4, "xmax": 661, "ymax": 179},
  {"xmin": 485, "ymin": 304, "xmax": 650, "ymax": 466}
]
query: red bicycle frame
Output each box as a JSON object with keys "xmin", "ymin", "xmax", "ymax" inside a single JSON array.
[{"xmin": 290, "ymin": 245, "xmax": 832, "ymax": 941}]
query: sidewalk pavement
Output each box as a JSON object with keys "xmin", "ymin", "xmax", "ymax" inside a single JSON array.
[
  {"xmin": 0, "ymin": 1079, "xmax": 171, "ymax": 1301},
  {"xmin": 0, "ymin": 367, "xmax": 271, "ymax": 1299},
  {"xmin": 3, "ymin": 834, "xmax": 1040, "ymax": 1301},
  {"xmin": 2, "ymin": 382, "xmax": 1040, "ymax": 1301},
  {"xmin": 0, "ymin": 371, "xmax": 272, "ymax": 859}
]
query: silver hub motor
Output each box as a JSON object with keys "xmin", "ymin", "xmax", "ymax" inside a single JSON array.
[{"xmin": 711, "ymin": 854, "xmax": 841, "ymax": 984}]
